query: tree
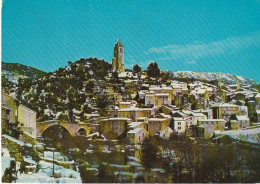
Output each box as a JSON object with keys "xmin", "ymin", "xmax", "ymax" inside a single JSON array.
[
  {"xmin": 147, "ymin": 62, "xmax": 160, "ymax": 78},
  {"xmin": 2, "ymin": 160, "xmax": 16, "ymax": 183},
  {"xmin": 133, "ymin": 64, "xmax": 141, "ymax": 75},
  {"xmin": 96, "ymin": 95, "xmax": 111, "ymax": 110},
  {"xmin": 141, "ymin": 137, "xmax": 160, "ymax": 169}
]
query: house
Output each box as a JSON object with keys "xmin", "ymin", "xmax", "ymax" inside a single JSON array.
[
  {"xmin": 1, "ymin": 106, "xmax": 10, "ymax": 134},
  {"xmin": 117, "ymin": 107, "xmax": 155, "ymax": 121},
  {"xmin": 148, "ymin": 118, "xmax": 170, "ymax": 136},
  {"xmin": 159, "ymin": 127, "xmax": 174, "ymax": 139},
  {"xmin": 128, "ymin": 121, "xmax": 148, "ymax": 132},
  {"xmin": 197, "ymin": 124, "xmax": 214, "ymax": 139},
  {"xmin": 1, "ymin": 93, "xmax": 37, "ymax": 138},
  {"xmin": 145, "ymin": 92, "xmax": 171, "ymax": 107},
  {"xmin": 127, "ymin": 128, "xmax": 146, "ymax": 144},
  {"xmin": 119, "ymin": 102, "xmax": 132, "ymax": 109},
  {"xmin": 191, "ymin": 112, "xmax": 207, "ymax": 125},
  {"xmin": 99, "ymin": 117, "xmax": 132, "ymax": 139},
  {"xmin": 193, "ymin": 109, "xmax": 213, "ymax": 119},
  {"xmin": 173, "ymin": 117, "xmax": 186, "ymax": 133},
  {"xmin": 255, "ymin": 93, "xmax": 260, "ymax": 110},
  {"xmin": 197, "ymin": 119, "xmax": 226, "ymax": 131},
  {"xmin": 211, "ymin": 103, "xmax": 239, "ymax": 120}
]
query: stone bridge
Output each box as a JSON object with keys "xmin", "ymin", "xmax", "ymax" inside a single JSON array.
[{"xmin": 37, "ymin": 120, "xmax": 98, "ymax": 137}]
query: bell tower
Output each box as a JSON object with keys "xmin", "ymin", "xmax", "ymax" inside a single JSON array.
[{"xmin": 112, "ymin": 38, "xmax": 125, "ymax": 73}]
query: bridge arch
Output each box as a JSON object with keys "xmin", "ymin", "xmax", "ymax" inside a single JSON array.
[
  {"xmin": 77, "ymin": 128, "xmax": 87, "ymax": 136},
  {"xmin": 37, "ymin": 121, "xmax": 94, "ymax": 137},
  {"xmin": 42, "ymin": 124, "xmax": 72, "ymax": 137}
]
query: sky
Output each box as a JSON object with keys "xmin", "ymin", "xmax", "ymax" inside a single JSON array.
[{"xmin": 2, "ymin": 0, "xmax": 260, "ymax": 82}]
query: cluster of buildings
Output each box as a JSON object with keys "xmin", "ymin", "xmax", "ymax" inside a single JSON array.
[
  {"xmin": 1, "ymin": 39, "xmax": 260, "ymax": 146},
  {"xmin": 96, "ymin": 39, "xmax": 260, "ymax": 144}
]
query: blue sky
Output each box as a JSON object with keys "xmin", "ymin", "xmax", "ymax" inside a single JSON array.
[{"xmin": 2, "ymin": 0, "xmax": 260, "ymax": 82}]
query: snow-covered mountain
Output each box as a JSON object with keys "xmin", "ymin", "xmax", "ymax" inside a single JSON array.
[
  {"xmin": 2, "ymin": 62, "xmax": 47, "ymax": 84},
  {"xmin": 171, "ymin": 71, "xmax": 256, "ymax": 85}
]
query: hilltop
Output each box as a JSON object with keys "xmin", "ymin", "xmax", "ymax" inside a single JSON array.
[
  {"xmin": 171, "ymin": 71, "xmax": 256, "ymax": 85},
  {"xmin": 2, "ymin": 62, "xmax": 47, "ymax": 83}
]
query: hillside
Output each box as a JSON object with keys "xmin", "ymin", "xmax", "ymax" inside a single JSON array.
[
  {"xmin": 2, "ymin": 62, "xmax": 47, "ymax": 83},
  {"xmin": 6, "ymin": 58, "xmax": 113, "ymax": 122},
  {"xmin": 171, "ymin": 71, "xmax": 256, "ymax": 85}
]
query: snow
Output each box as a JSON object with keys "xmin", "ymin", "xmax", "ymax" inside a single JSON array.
[
  {"xmin": 129, "ymin": 122, "xmax": 145, "ymax": 128},
  {"xmin": 16, "ymin": 160, "xmax": 81, "ymax": 183},
  {"xmin": 24, "ymin": 157, "xmax": 37, "ymax": 165},
  {"xmin": 1, "ymin": 148, "xmax": 15, "ymax": 177},
  {"xmin": 128, "ymin": 161, "xmax": 141, "ymax": 167},
  {"xmin": 2, "ymin": 134, "xmax": 25, "ymax": 146},
  {"xmin": 171, "ymin": 71, "xmax": 254, "ymax": 85},
  {"xmin": 127, "ymin": 128, "xmax": 142, "ymax": 134},
  {"xmin": 23, "ymin": 131, "xmax": 35, "ymax": 139},
  {"xmin": 198, "ymin": 119, "xmax": 226, "ymax": 122},
  {"xmin": 127, "ymin": 156, "xmax": 140, "ymax": 162},
  {"xmin": 148, "ymin": 118, "xmax": 167, "ymax": 121},
  {"xmin": 222, "ymin": 127, "xmax": 260, "ymax": 143}
]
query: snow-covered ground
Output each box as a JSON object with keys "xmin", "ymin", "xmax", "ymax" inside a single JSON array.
[
  {"xmin": 16, "ymin": 160, "xmax": 81, "ymax": 183},
  {"xmin": 2, "ymin": 147, "xmax": 81, "ymax": 183},
  {"xmin": 222, "ymin": 127, "xmax": 260, "ymax": 143},
  {"xmin": 1, "ymin": 148, "xmax": 15, "ymax": 177}
]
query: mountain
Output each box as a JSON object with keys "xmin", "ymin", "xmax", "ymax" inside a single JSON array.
[
  {"xmin": 2, "ymin": 62, "xmax": 47, "ymax": 84},
  {"xmin": 171, "ymin": 71, "xmax": 256, "ymax": 85}
]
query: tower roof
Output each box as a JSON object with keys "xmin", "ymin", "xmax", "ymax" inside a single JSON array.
[{"xmin": 115, "ymin": 38, "xmax": 124, "ymax": 47}]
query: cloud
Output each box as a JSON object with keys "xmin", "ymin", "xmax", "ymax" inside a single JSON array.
[
  {"xmin": 147, "ymin": 32, "xmax": 260, "ymax": 60},
  {"xmin": 185, "ymin": 60, "xmax": 197, "ymax": 64}
]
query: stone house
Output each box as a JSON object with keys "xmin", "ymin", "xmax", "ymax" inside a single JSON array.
[
  {"xmin": 127, "ymin": 128, "xmax": 146, "ymax": 144},
  {"xmin": 197, "ymin": 124, "xmax": 214, "ymax": 139},
  {"xmin": 197, "ymin": 119, "xmax": 226, "ymax": 131},
  {"xmin": 159, "ymin": 127, "xmax": 174, "ymax": 139},
  {"xmin": 99, "ymin": 117, "xmax": 132, "ymax": 139},
  {"xmin": 1, "ymin": 93, "xmax": 37, "ymax": 138},
  {"xmin": 117, "ymin": 107, "xmax": 155, "ymax": 121},
  {"xmin": 191, "ymin": 112, "xmax": 207, "ymax": 125},
  {"xmin": 147, "ymin": 118, "xmax": 170, "ymax": 136},
  {"xmin": 211, "ymin": 103, "xmax": 239, "ymax": 121}
]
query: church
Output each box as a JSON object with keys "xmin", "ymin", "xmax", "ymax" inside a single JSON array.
[{"xmin": 112, "ymin": 38, "xmax": 125, "ymax": 73}]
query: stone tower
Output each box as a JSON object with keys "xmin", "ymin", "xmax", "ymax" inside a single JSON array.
[{"xmin": 112, "ymin": 38, "xmax": 125, "ymax": 73}]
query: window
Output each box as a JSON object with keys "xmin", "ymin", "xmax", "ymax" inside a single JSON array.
[
  {"xmin": 178, "ymin": 122, "xmax": 181, "ymax": 125},
  {"xmin": 178, "ymin": 127, "xmax": 181, "ymax": 130}
]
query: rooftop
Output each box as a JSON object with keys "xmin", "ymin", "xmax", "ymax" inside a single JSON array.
[{"xmin": 127, "ymin": 128, "xmax": 142, "ymax": 134}]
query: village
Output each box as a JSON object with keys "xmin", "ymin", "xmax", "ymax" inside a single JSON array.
[{"xmin": 1, "ymin": 39, "xmax": 260, "ymax": 182}]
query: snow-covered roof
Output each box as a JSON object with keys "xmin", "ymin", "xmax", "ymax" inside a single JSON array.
[
  {"xmin": 173, "ymin": 117, "xmax": 185, "ymax": 121},
  {"xmin": 137, "ymin": 117, "xmax": 148, "ymax": 120},
  {"xmin": 159, "ymin": 113, "xmax": 171, "ymax": 118},
  {"xmin": 198, "ymin": 119, "xmax": 226, "ymax": 122},
  {"xmin": 155, "ymin": 93, "xmax": 170, "ymax": 97},
  {"xmin": 192, "ymin": 112, "xmax": 207, "ymax": 117},
  {"xmin": 129, "ymin": 122, "xmax": 145, "ymax": 128},
  {"xmin": 102, "ymin": 117, "xmax": 132, "ymax": 121},
  {"xmin": 211, "ymin": 103, "xmax": 238, "ymax": 108},
  {"xmin": 119, "ymin": 102, "xmax": 131, "ymax": 105},
  {"xmin": 127, "ymin": 128, "xmax": 142, "ymax": 134},
  {"xmin": 148, "ymin": 118, "xmax": 167, "ymax": 121},
  {"xmin": 255, "ymin": 93, "xmax": 260, "ymax": 98}
]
